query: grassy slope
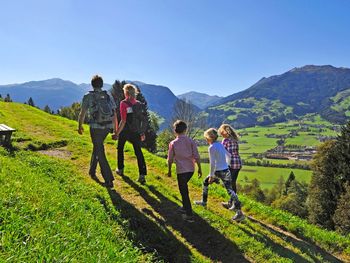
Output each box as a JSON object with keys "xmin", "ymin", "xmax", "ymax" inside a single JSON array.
[{"xmin": 1, "ymin": 102, "xmax": 349, "ymax": 262}]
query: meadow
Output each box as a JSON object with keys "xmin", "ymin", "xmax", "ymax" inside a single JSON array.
[{"xmin": 1, "ymin": 101, "xmax": 349, "ymax": 262}]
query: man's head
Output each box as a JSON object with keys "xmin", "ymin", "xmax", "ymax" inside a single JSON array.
[{"xmin": 91, "ymin": 75, "xmax": 103, "ymax": 89}]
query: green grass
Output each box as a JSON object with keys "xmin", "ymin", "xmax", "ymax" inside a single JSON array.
[
  {"xmin": 0, "ymin": 149, "xmax": 154, "ymax": 262},
  {"xmin": 1, "ymin": 101, "xmax": 349, "ymax": 262}
]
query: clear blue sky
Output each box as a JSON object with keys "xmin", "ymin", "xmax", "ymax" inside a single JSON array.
[{"xmin": 1, "ymin": 0, "xmax": 350, "ymax": 96}]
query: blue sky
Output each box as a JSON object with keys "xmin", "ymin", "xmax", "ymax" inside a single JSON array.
[{"xmin": 1, "ymin": 0, "xmax": 350, "ymax": 96}]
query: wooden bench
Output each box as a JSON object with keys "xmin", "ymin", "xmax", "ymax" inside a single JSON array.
[{"xmin": 0, "ymin": 124, "xmax": 16, "ymax": 146}]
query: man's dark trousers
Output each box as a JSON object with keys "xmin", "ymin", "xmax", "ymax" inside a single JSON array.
[{"xmin": 89, "ymin": 127, "xmax": 114, "ymax": 183}]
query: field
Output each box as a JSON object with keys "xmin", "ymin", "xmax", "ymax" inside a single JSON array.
[{"xmin": 1, "ymin": 101, "xmax": 349, "ymax": 262}]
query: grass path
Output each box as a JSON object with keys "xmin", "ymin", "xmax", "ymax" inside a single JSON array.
[{"xmin": 1, "ymin": 102, "xmax": 349, "ymax": 262}]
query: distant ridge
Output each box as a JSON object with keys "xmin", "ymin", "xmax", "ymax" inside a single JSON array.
[
  {"xmin": 207, "ymin": 65, "xmax": 350, "ymax": 127},
  {"xmin": 177, "ymin": 91, "xmax": 222, "ymax": 109}
]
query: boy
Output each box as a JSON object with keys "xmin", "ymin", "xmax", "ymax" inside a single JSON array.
[{"xmin": 168, "ymin": 120, "xmax": 202, "ymax": 222}]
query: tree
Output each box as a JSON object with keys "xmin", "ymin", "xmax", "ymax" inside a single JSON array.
[
  {"xmin": 307, "ymin": 121, "xmax": 350, "ymax": 231},
  {"xmin": 157, "ymin": 129, "xmax": 175, "ymax": 155},
  {"xmin": 58, "ymin": 102, "xmax": 81, "ymax": 121},
  {"xmin": 241, "ymin": 178, "xmax": 266, "ymax": 202},
  {"xmin": 307, "ymin": 141, "xmax": 338, "ymax": 230},
  {"xmin": 172, "ymin": 99, "xmax": 207, "ymax": 139},
  {"xmin": 284, "ymin": 171, "xmax": 296, "ymax": 195},
  {"xmin": 4, "ymin": 94, "xmax": 12, "ymax": 102},
  {"xmin": 43, "ymin": 105, "xmax": 52, "ymax": 114},
  {"xmin": 28, "ymin": 97, "xmax": 35, "ymax": 107},
  {"xmin": 272, "ymin": 180, "xmax": 308, "ymax": 218},
  {"xmin": 333, "ymin": 183, "xmax": 350, "ymax": 234}
]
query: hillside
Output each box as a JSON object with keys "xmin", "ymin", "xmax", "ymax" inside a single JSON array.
[
  {"xmin": 1, "ymin": 101, "xmax": 349, "ymax": 262},
  {"xmin": 207, "ymin": 65, "xmax": 350, "ymax": 128},
  {"xmin": 178, "ymin": 91, "xmax": 222, "ymax": 109}
]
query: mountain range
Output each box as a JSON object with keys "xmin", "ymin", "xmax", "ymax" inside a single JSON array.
[
  {"xmin": 207, "ymin": 65, "xmax": 350, "ymax": 127},
  {"xmin": 1, "ymin": 65, "xmax": 350, "ymax": 128},
  {"xmin": 177, "ymin": 91, "xmax": 222, "ymax": 109}
]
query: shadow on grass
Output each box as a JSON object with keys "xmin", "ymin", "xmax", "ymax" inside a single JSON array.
[
  {"xmin": 119, "ymin": 173, "xmax": 249, "ymax": 263},
  {"xmin": 247, "ymin": 216, "xmax": 343, "ymax": 263},
  {"xmin": 98, "ymin": 189, "xmax": 193, "ymax": 263}
]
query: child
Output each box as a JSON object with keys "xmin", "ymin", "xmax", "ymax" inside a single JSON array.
[
  {"xmin": 194, "ymin": 128, "xmax": 245, "ymax": 222},
  {"xmin": 168, "ymin": 120, "xmax": 202, "ymax": 223},
  {"xmin": 218, "ymin": 124, "xmax": 242, "ymax": 194}
]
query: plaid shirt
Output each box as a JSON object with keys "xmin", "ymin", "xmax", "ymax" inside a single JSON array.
[{"xmin": 222, "ymin": 138, "xmax": 242, "ymax": 169}]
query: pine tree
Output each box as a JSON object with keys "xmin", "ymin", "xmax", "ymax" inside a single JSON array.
[
  {"xmin": 333, "ymin": 183, "xmax": 350, "ymax": 234},
  {"xmin": 307, "ymin": 140, "xmax": 339, "ymax": 229},
  {"xmin": 28, "ymin": 97, "xmax": 35, "ymax": 107},
  {"xmin": 5, "ymin": 94, "xmax": 12, "ymax": 102},
  {"xmin": 284, "ymin": 171, "xmax": 296, "ymax": 195},
  {"xmin": 307, "ymin": 121, "xmax": 350, "ymax": 231},
  {"xmin": 43, "ymin": 105, "xmax": 52, "ymax": 114}
]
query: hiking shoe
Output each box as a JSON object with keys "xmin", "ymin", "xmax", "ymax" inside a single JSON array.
[
  {"xmin": 232, "ymin": 211, "xmax": 245, "ymax": 222},
  {"xmin": 193, "ymin": 200, "xmax": 207, "ymax": 208},
  {"xmin": 221, "ymin": 201, "xmax": 235, "ymax": 211},
  {"xmin": 115, "ymin": 168, "xmax": 124, "ymax": 176},
  {"xmin": 138, "ymin": 174, "xmax": 146, "ymax": 185},
  {"xmin": 182, "ymin": 214, "xmax": 195, "ymax": 223}
]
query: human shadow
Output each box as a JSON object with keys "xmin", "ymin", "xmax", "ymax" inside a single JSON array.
[
  {"xmin": 236, "ymin": 222, "xmax": 310, "ymax": 262},
  {"xmin": 119, "ymin": 173, "xmax": 249, "ymax": 263},
  {"xmin": 247, "ymin": 217, "xmax": 343, "ymax": 263},
  {"xmin": 98, "ymin": 189, "xmax": 193, "ymax": 263}
]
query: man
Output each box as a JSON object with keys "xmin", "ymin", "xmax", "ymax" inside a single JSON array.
[
  {"xmin": 113, "ymin": 83, "xmax": 147, "ymax": 184},
  {"xmin": 78, "ymin": 75, "xmax": 117, "ymax": 188}
]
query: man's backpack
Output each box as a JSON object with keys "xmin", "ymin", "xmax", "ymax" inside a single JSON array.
[
  {"xmin": 88, "ymin": 90, "xmax": 114, "ymax": 124},
  {"xmin": 124, "ymin": 100, "xmax": 148, "ymax": 135}
]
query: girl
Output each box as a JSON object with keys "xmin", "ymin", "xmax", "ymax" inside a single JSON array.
[
  {"xmin": 168, "ymin": 120, "xmax": 202, "ymax": 222},
  {"xmin": 218, "ymin": 124, "xmax": 242, "ymax": 194},
  {"xmin": 194, "ymin": 128, "xmax": 245, "ymax": 222}
]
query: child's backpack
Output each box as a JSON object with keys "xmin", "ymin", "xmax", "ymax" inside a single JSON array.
[
  {"xmin": 124, "ymin": 100, "xmax": 148, "ymax": 135},
  {"xmin": 88, "ymin": 91, "xmax": 114, "ymax": 124}
]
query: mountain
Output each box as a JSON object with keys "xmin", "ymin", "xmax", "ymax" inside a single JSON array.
[
  {"xmin": 0, "ymin": 78, "xmax": 179, "ymax": 127},
  {"xmin": 0, "ymin": 78, "xmax": 86, "ymax": 110},
  {"xmin": 133, "ymin": 82, "xmax": 179, "ymax": 122},
  {"xmin": 177, "ymin": 91, "xmax": 222, "ymax": 109},
  {"xmin": 207, "ymin": 65, "xmax": 350, "ymax": 128}
]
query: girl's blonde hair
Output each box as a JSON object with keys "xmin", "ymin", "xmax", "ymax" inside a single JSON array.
[
  {"xmin": 123, "ymin": 83, "xmax": 138, "ymax": 98},
  {"xmin": 204, "ymin": 128, "xmax": 218, "ymax": 142},
  {"xmin": 218, "ymin": 124, "xmax": 239, "ymax": 140}
]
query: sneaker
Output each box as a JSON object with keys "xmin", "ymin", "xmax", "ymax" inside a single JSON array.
[
  {"xmin": 193, "ymin": 200, "xmax": 207, "ymax": 207},
  {"xmin": 115, "ymin": 168, "xmax": 124, "ymax": 176},
  {"xmin": 232, "ymin": 211, "xmax": 245, "ymax": 222},
  {"xmin": 221, "ymin": 201, "xmax": 235, "ymax": 210},
  {"xmin": 138, "ymin": 174, "xmax": 146, "ymax": 185},
  {"xmin": 182, "ymin": 214, "xmax": 195, "ymax": 223}
]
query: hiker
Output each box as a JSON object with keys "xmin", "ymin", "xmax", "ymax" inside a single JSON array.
[
  {"xmin": 113, "ymin": 83, "xmax": 147, "ymax": 184},
  {"xmin": 218, "ymin": 124, "xmax": 242, "ymax": 194},
  {"xmin": 167, "ymin": 120, "xmax": 202, "ymax": 222},
  {"xmin": 194, "ymin": 128, "xmax": 245, "ymax": 222},
  {"xmin": 77, "ymin": 75, "xmax": 117, "ymax": 188}
]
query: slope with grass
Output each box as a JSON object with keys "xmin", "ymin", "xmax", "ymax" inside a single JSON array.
[{"xmin": 1, "ymin": 101, "xmax": 349, "ymax": 262}]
